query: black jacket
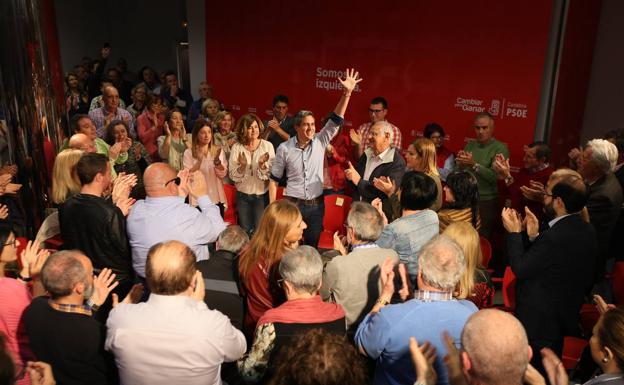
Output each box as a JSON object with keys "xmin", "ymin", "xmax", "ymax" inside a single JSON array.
[
  {"xmin": 507, "ymin": 214, "xmax": 597, "ymax": 346},
  {"xmin": 59, "ymin": 193, "xmax": 132, "ymax": 277}
]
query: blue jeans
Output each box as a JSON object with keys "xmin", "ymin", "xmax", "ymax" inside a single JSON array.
[
  {"xmin": 298, "ymin": 202, "xmax": 324, "ymax": 247},
  {"xmin": 236, "ymin": 191, "xmax": 268, "ymax": 235}
]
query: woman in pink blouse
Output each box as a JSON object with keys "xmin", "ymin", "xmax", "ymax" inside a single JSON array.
[
  {"xmin": 0, "ymin": 224, "xmax": 50, "ymax": 385},
  {"xmin": 184, "ymin": 119, "xmax": 228, "ymax": 217},
  {"xmin": 136, "ymin": 94, "xmax": 166, "ymax": 161}
]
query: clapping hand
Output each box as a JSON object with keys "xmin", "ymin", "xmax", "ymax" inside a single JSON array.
[
  {"xmin": 523, "ymin": 206, "xmax": 539, "ymax": 238},
  {"xmin": 27, "ymin": 361, "xmax": 56, "ymax": 385},
  {"xmin": 213, "ymin": 148, "xmax": 224, "ymax": 172},
  {"xmin": 373, "ymin": 176, "xmax": 395, "ymax": 197},
  {"xmin": 568, "ymin": 147, "xmax": 582, "ymax": 169},
  {"xmin": 594, "ymin": 294, "xmax": 615, "ymax": 315},
  {"xmin": 164, "ymin": 122, "xmax": 172, "ymax": 136},
  {"xmin": 19, "ymin": 240, "xmax": 50, "ymax": 279},
  {"xmin": 349, "ymin": 129, "xmax": 362, "ymax": 145},
  {"xmin": 177, "ymin": 169, "xmax": 190, "ymax": 198},
  {"xmin": 540, "ymin": 348, "xmax": 569, "ymax": 385},
  {"xmin": 109, "ymin": 142, "xmax": 122, "ymax": 161},
  {"xmin": 442, "ymin": 332, "xmax": 467, "ymax": 385},
  {"xmin": 338, "ymin": 68, "xmax": 363, "ymax": 94},
  {"xmin": 501, "ymin": 207, "xmax": 523, "ymax": 233},
  {"xmin": 333, "ymin": 231, "xmax": 348, "ymax": 256},
  {"xmin": 0, "ymin": 204, "xmax": 8, "ymax": 220},
  {"xmin": 259, "ymin": 152, "xmax": 270, "ymax": 170},
  {"xmin": 378, "ymin": 257, "xmax": 396, "ymax": 303},
  {"xmin": 237, "ymin": 152, "xmax": 248, "ymax": 171},
  {"xmin": 409, "ymin": 337, "xmax": 438, "ymax": 385},
  {"xmin": 112, "ymin": 283, "xmax": 144, "ymax": 308},
  {"xmin": 371, "ymin": 198, "xmax": 388, "ymax": 225},
  {"xmin": 115, "ymin": 197, "xmax": 136, "ymax": 216},
  {"xmin": 89, "ymin": 268, "xmax": 118, "ymax": 307},
  {"xmin": 519, "ymin": 180, "xmax": 546, "ymax": 202},
  {"xmin": 492, "ymin": 153, "xmax": 511, "ymax": 179},
  {"xmin": 456, "ymin": 150, "xmax": 475, "ymax": 167},
  {"xmin": 268, "ymin": 118, "xmax": 281, "ymax": 132}
]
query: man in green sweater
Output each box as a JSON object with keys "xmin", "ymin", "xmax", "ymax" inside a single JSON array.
[{"xmin": 456, "ymin": 112, "xmax": 509, "ymax": 238}]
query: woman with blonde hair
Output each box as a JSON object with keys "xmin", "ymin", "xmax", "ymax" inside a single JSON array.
[
  {"xmin": 443, "ymin": 221, "xmax": 494, "ymax": 308},
  {"xmin": 201, "ymin": 98, "xmax": 221, "ymax": 125},
  {"xmin": 213, "ymin": 110, "xmax": 237, "ymax": 161},
  {"xmin": 238, "ymin": 200, "xmax": 307, "ymax": 334},
  {"xmin": 229, "ymin": 113, "xmax": 275, "ymax": 235},
  {"xmin": 405, "ymin": 138, "xmax": 443, "ymax": 210},
  {"xmin": 51, "ymin": 149, "xmax": 83, "ymax": 205},
  {"xmin": 183, "ymin": 119, "xmax": 228, "ymax": 216}
]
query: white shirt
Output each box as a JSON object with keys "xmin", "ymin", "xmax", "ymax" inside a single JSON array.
[
  {"xmin": 105, "ymin": 294, "xmax": 246, "ymax": 385},
  {"xmin": 363, "ymin": 147, "xmax": 391, "ymax": 181},
  {"xmin": 229, "ymin": 140, "xmax": 275, "ymax": 195}
]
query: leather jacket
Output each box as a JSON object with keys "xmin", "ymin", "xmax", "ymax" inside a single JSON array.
[{"xmin": 59, "ymin": 194, "xmax": 132, "ymax": 279}]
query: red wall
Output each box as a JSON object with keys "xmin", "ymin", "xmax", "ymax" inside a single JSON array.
[{"xmin": 206, "ymin": 1, "xmax": 554, "ymax": 166}]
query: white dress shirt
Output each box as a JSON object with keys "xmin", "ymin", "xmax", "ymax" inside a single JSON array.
[
  {"xmin": 363, "ymin": 147, "xmax": 391, "ymax": 181},
  {"xmin": 106, "ymin": 294, "xmax": 246, "ymax": 385}
]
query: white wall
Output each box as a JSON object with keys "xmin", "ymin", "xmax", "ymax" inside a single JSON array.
[
  {"xmin": 581, "ymin": 0, "xmax": 624, "ymax": 142},
  {"xmin": 185, "ymin": 0, "xmax": 206, "ymax": 99}
]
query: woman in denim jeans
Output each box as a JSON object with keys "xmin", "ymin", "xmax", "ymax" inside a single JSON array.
[{"xmin": 229, "ymin": 114, "xmax": 275, "ymax": 235}]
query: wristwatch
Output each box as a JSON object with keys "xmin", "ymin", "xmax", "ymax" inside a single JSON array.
[
  {"xmin": 86, "ymin": 298, "xmax": 100, "ymax": 312},
  {"xmin": 17, "ymin": 273, "xmax": 32, "ymax": 282},
  {"xmin": 376, "ymin": 298, "xmax": 389, "ymax": 306},
  {"xmin": 472, "ymin": 163, "xmax": 480, "ymax": 173}
]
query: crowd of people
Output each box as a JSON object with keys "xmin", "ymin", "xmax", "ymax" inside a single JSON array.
[{"xmin": 0, "ymin": 48, "xmax": 623, "ymax": 385}]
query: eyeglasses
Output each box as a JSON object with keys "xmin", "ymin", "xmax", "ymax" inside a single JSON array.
[
  {"xmin": 277, "ymin": 278, "xmax": 285, "ymax": 288},
  {"xmin": 474, "ymin": 125, "xmax": 489, "ymax": 129},
  {"xmin": 3, "ymin": 238, "xmax": 16, "ymax": 247},
  {"xmin": 368, "ymin": 109, "xmax": 384, "ymax": 114},
  {"xmin": 165, "ymin": 177, "xmax": 180, "ymax": 187}
]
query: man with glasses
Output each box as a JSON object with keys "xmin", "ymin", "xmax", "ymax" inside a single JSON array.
[
  {"xmin": 350, "ymin": 96, "xmax": 402, "ymax": 158},
  {"xmin": 456, "ymin": 112, "xmax": 509, "ymax": 238},
  {"xmin": 127, "ymin": 162, "xmax": 226, "ymax": 280}
]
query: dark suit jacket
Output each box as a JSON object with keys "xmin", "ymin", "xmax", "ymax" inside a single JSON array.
[
  {"xmin": 507, "ymin": 214, "xmax": 597, "ymax": 345},
  {"xmin": 350, "ymin": 147, "xmax": 405, "ymax": 217},
  {"xmin": 587, "ymin": 172, "xmax": 624, "ymax": 278}
]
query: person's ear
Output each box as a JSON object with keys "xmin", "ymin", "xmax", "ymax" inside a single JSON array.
[
  {"xmin": 74, "ymin": 281, "xmax": 85, "ymax": 296},
  {"xmin": 461, "ymin": 351, "xmax": 472, "ymax": 377},
  {"xmin": 527, "ymin": 345, "xmax": 533, "ymax": 362},
  {"xmin": 604, "ymin": 346, "xmax": 615, "ymax": 361}
]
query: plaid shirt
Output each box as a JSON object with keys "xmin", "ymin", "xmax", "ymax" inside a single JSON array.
[
  {"xmin": 89, "ymin": 106, "xmax": 136, "ymax": 139},
  {"xmin": 357, "ymin": 120, "xmax": 402, "ymax": 150},
  {"xmin": 48, "ymin": 299, "xmax": 93, "ymax": 316}
]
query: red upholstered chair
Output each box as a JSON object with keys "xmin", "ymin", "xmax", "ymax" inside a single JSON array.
[
  {"xmin": 15, "ymin": 237, "xmax": 28, "ymax": 269},
  {"xmin": 493, "ymin": 266, "xmax": 516, "ymax": 312},
  {"xmin": 612, "ymin": 262, "xmax": 624, "ymax": 305},
  {"xmin": 222, "ymin": 184, "xmax": 238, "ymax": 225},
  {"xmin": 317, "ymin": 194, "xmax": 352, "ymax": 250},
  {"xmin": 480, "ymin": 236, "xmax": 492, "ymax": 268},
  {"xmin": 276, "ymin": 186, "xmax": 285, "ymax": 201},
  {"xmin": 562, "ymin": 336, "xmax": 589, "ymax": 370}
]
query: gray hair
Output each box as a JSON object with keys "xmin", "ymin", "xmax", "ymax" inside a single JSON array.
[
  {"xmin": 293, "ymin": 110, "xmax": 315, "ymax": 127},
  {"xmin": 41, "ymin": 250, "xmax": 88, "ymax": 299},
  {"xmin": 418, "ymin": 235, "xmax": 465, "ymax": 291},
  {"xmin": 279, "ymin": 246, "xmax": 323, "ymax": 294},
  {"xmin": 371, "ymin": 121, "xmax": 394, "ymax": 145},
  {"xmin": 217, "ymin": 225, "xmax": 249, "ymax": 253},
  {"xmin": 346, "ymin": 202, "xmax": 384, "ymax": 242},
  {"xmin": 587, "ymin": 139, "xmax": 618, "ymax": 173}
]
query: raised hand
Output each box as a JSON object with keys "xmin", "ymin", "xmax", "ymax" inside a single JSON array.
[
  {"xmin": 213, "ymin": 148, "xmax": 222, "ymax": 167},
  {"xmin": 540, "ymin": 348, "xmax": 569, "ymax": 385},
  {"xmin": 133, "ymin": 144, "xmax": 142, "ymax": 160},
  {"xmin": 379, "ymin": 256, "xmax": 396, "ymax": 301},
  {"xmin": 593, "ymin": 294, "xmax": 615, "ymax": 315},
  {"xmin": 524, "ymin": 206, "xmax": 539, "ymax": 238},
  {"xmin": 112, "ymin": 283, "xmax": 144, "ymax": 308},
  {"xmin": 237, "ymin": 151, "xmax": 248, "ymax": 170},
  {"xmin": 268, "ymin": 118, "xmax": 280, "ymax": 132},
  {"xmin": 349, "ymin": 129, "xmax": 362, "ymax": 145},
  {"xmin": 442, "ymin": 332, "xmax": 467, "ymax": 385},
  {"xmin": 333, "ymin": 231, "xmax": 347, "ymax": 256},
  {"xmin": 116, "ymin": 197, "xmax": 136, "ymax": 216},
  {"xmin": 109, "ymin": 142, "xmax": 122, "ymax": 161},
  {"xmin": 568, "ymin": 147, "xmax": 581, "ymax": 168},
  {"xmin": 456, "ymin": 151, "xmax": 475, "ymax": 167},
  {"xmin": 89, "ymin": 268, "xmax": 118, "ymax": 307},
  {"xmin": 520, "ymin": 180, "xmax": 546, "ymax": 202},
  {"xmin": 398, "ymin": 263, "xmax": 411, "ymax": 301},
  {"xmin": 177, "ymin": 169, "xmax": 190, "ymax": 198},
  {"xmin": 120, "ymin": 137, "xmax": 132, "ymax": 153},
  {"xmin": 338, "ymin": 68, "xmax": 363, "ymax": 94},
  {"xmin": 259, "ymin": 152, "xmax": 270, "ymax": 170},
  {"xmin": 164, "ymin": 121, "xmax": 172, "ymax": 136},
  {"xmin": 501, "ymin": 207, "xmax": 522, "ymax": 233},
  {"xmin": 371, "ymin": 197, "xmax": 389, "ymax": 225},
  {"xmin": 409, "ymin": 337, "xmax": 438, "ymax": 385},
  {"xmin": 373, "ymin": 176, "xmax": 395, "ymax": 196},
  {"xmin": 344, "ymin": 161, "xmax": 361, "ymax": 185},
  {"xmin": 188, "ymin": 170, "xmax": 208, "ymax": 198},
  {"xmin": 0, "ymin": 204, "xmax": 8, "ymax": 219},
  {"xmin": 20, "ymin": 240, "xmax": 50, "ymax": 279},
  {"xmin": 493, "ymin": 154, "xmax": 511, "ymax": 179},
  {"xmin": 523, "ymin": 363, "xmax": 547, "ymax": 385}
]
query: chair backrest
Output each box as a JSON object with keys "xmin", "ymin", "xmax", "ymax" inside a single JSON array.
[
  {"xmin": 502, "ymin": 266, "xmax": 517, "ymax": 309},
  {"xmin": 35, "ymin": 210, "xmax": 61, "ymax": 244},
  {"xmin": 276, "ymin": 186, "xmax": 285, "ymax": 201},
  {"xmin": 222, "ymin": 183, "xmax": 237, "ymax": 224},
  {"xmin": 479, "ymin": 236, "xmax": 492, "ymax": 268},
  {"xmin": 613, "ymin": 262, "xmax": 624, "ymax": 305},
  {"xmin": 322, "ymin": 194, "xmax": 353, "ymax": 234}
]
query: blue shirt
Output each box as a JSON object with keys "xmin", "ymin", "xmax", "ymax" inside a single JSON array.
[
  {"xmin": 376, "ymin": 210, "xmax": 439, "ymax": 278},
  {"xmin": 126, "ymin": 195, "xmax": 226, "ymax": 277},
  {"xmin": 270, "ymin": 113, "xmax": 342, "ymax": 200},
  {"xmin": 355, "ymin": 299, "xmax": 477, "ymax": 385}
]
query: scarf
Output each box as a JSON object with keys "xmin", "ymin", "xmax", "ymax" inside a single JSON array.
[{"xmin": 257, "ymin": 295, "xmax": 345, "ymax": 327}]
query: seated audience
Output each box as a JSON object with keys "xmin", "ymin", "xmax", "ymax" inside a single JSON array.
[
  {"xmin": 197, "ymin": 225, "xmax": 249, "ymax": 331},
  {"xmin": 0, "ymin": 226, "xmax": 49, "ymax": 385},
  {"xmin": 24, "ymin": 250, "xmax": 121, "ymax": 385},
  {"xmin": 238, "ymin": 200, "xmax": 306, "ymax": 334},
  {"xmin": 493, "ymin": 141, "xmax": 553, "ymax": 222},
  {"xmin": 137, "ymin": 66, "xmax": 161, "ymax": 95},
  {"xmin": 106, "ymin": 241, "xmax": 246, "ymax": 385},
  {"xmin": 321, "ymin": 201, "xmax": 398, "ymax": 332},
  {"xmin": 105, "ymin": 120, "xmax": 151, "ymax": 199},
  {"xmin": 502, "ymin": 172, "xmax": 597, "ymax": 370},
  {"xmin": 405, "ymin": 138, "xmax": 443, "ymax": 211},
  {"xmin": 51, "ymin": 149, "xmax": 82, "ymax": 205},
  {"xmin": 187, "ymin": 81, "xmax": 213, "ymax": 127},
  {"xmin": 161, "ymin": 71, "xmax": 193, "ymax": 119},
  {"xmin": 423, "ymin": 122, "xmax": 454, "ymax": 181},
  {"xmin": 126, "ymin": 83, "xmax": 147, "ymax": 119},
  {"xmin": 136, "ymin": 94, "xmax": 166, "ymax": 161},
  {"xmin": 213, "ymin": 110, "xmax": 237, "ymax": 162},
  {"xmin": 201, "ymin": 98, "xmax": 221, "ymax": 126},
  {"xmin": 443, "ymin": 222, "xmax": 494, "ymax": 309},
  {"xmin": 229, "ymin": 114, "xmax": 275, "ymax": 235},
  {"xmin": 262, "ymin": 94, "xmax": 296, "ymax": 152},
  {"xmin": 267, "ymin": 328, "xmax": 368, "ymax": 385},
  {"xmin": 376, "ymin": 171, "xmax": 439, "ymax": 285},
  {"xmin": 356, "ymin": 235, "xmax": 477, "ymax": 385},
  {"xmin": 89, "ymin": 78, "xmax": 127, "ymax": 112},
  {"xmin": 345, "ymin": 120, "xmax": 406, "ymax": 219},
  {"xmin": 59, "ymin": 153, "xmax": 135, "ymax": 304},
  {"xmin": 438, "ymin": 170, "xmax": 481, "ymax": 232},
  {"xmin": 89, "ymin": 85, "xmax": 136, "ymax": 139},
  {"xmin": 238, "ymin": 246, "xmax": 346, "ymax": 383},
  {"xmin": 127, "ymin": 163, "xmax": 226, "ymax": 280},
  {"xmin": 157, "ymin": 110, "xmax": 191, "ymax": 171},
  {"xmin": 183, "ymin": 120, "xmax": 228, "ymax": 215}
]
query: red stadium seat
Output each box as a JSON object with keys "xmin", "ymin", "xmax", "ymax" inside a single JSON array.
[
  {"xmin": 223, "ymin": 184, "xmax": 238, "ymax": 225},
  {"xmin": 480, "ymin": 236, "xmax": 492, "ymax": 268},
  {"xmin": 562, "ymin": 336, "xmax": 588, "ymax": 370},
  {"xmin": 612, "ymin": 262, "xmax": 624, "ymax": 305},
  {"xmin": 276, "ymin": 186, "xmax": 285, "ymax": 201},
  {"xmin": 317, "ymin": 194, "xmax": 352, "ymax": 250}
]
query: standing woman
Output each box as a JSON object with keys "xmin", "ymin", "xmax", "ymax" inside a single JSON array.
[
  {"xmin": 64, "ymin": 72, "xmax": 89, "ymax": 118},
  {"xmin": 238, "ymin": 200, "xmax": 307, "ymax": 335},
  {"xmin": 213, "ymin": 110, "xmax": 237, "ymax": 163},
  {"xmin": 437, "ymin": 170, "xmax": 481, "ymax": 232},
  {"xmin": 229, "ymin": 113, "xmax": 275, "ymax": 235},
  {"xmin": 106, "ymin": 120, "xmax": 151, "ymax": 199},
  {"xmin": 51, "ymin": 149, "xmax": 83, "ymax": 206},
  {"xmin": 423, "ymin": 123, "xmax": 455, "ymax": 182},
  {"xmin": 405, "ymin": 138, "xmax": 443, "ymax": 211},
  {"xmin": 184, "ymin": 119, "xmax": 228, "ymax": 216},
  {"xmin": 136, "ymin": 94, "xmax": 166, "ymax": 161},
  {"xmin": 157, "ymin": 110, "xmax": 191, "ymax": 171}
]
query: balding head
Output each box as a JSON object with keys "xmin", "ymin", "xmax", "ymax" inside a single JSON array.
[
  {"xmin": 68, "ymin": 133, "xmax": 96, "ymax": 153},
  {"xmin": 461, "ymin": 309, "xmax": 531, "ymax": 385},
  {"xmin": 41, "ymin": 250, "xmax": 93, "ymax": 300},
  {"xmin": 102, "ymin": 85, "xmax": 120, "ymax": 111},
  {"xmin": 143, "ymin": 162, "xmax": 178, "ymax": 197},
  {"xmin": 145, "ymin": 240, "xmax": 196, "ymax": 295}
]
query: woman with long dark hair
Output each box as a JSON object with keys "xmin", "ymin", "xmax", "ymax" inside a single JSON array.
[{"xmin": 437, "ymin": 170, "xmax": 481, "ymax": 232}]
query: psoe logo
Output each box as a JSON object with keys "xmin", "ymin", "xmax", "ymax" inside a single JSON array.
[
  {"xmin": 454, "ymin": 97, "xmax": 485, "ymax": 113},
  {"xmin": 489, "ymin": 99, "xmax": 500, "ymax": 116}
]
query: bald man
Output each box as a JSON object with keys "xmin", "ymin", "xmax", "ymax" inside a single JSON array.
[
  {"xmin": 460, "ymin": 309, "xmax": 532, "ymax": 385},
  {"xmin": 105, "ymin": 241, "xmax": 246, "ymax": 385},
  {"xmin": 89, "ymin": 85, "xmax": 136, "ymax": 139},
  {"xmin": 126, "ymin": 162, "xmax": 226, "ymax": 278},
  {"xmin": 68, "ymin": 132, "xmax": 124, "ymax": 180}
]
